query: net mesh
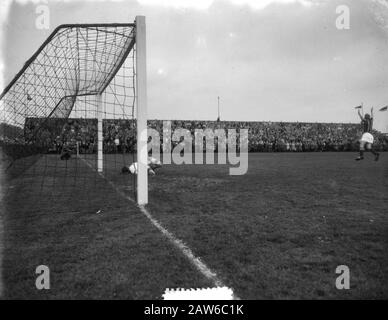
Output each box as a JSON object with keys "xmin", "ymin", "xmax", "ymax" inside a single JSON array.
[{"xmin": 0, "ymin": 24, "xmax": 138, "ymax": 211}]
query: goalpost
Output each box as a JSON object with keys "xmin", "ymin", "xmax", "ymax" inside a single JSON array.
[
  {"xmin": 135, "ymin": 16, "xmax": 148, "ymax": 205},
  {"xmin": 0, "ymin": 16, "xmax": 148, "ymax": 205}
]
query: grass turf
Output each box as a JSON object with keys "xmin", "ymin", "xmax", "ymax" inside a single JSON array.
[{"xmin": 1, "ymin": 152, "xmax": 387, "ymax": 299}]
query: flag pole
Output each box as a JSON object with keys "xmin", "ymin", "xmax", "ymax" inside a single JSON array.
[{"xmin": 217, "ymin": 96, "xmax": 220, "ymax": 121}]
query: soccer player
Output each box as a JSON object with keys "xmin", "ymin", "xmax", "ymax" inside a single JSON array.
[
  {"xmin": 121, "ymin": 157, "xmax": 162, "ymax": 175},
  {"xmin": 355, "ymin": 107, "xmax": 379, "ymax": 161},
  {"xmin": 60, "ymin": 144, "xmax": 72, "ymax": 160}
]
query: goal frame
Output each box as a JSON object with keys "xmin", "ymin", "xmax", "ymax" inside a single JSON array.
[{"xmin": 0, "ymin": 16, "xmax": 149, "ymax": 205}]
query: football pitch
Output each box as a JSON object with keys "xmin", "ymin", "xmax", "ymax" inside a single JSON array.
[{"xmin": 1, "ymin": 152, "xmax": 387, "ymax": 299}]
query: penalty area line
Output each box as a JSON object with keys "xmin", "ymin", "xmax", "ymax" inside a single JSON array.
[{"xmin": 78, "ymin": 157, "xmax": 238, "ymax": 299}]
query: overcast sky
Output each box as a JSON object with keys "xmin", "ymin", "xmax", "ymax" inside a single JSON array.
[{"xmin": 1, "ymin": 0, "xmax": 388, "ymax": 132}]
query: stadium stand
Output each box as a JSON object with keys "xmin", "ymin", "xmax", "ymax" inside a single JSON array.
[{"xmin": 8, "ymin": 118, "xmax": 387, "ymax": 155}]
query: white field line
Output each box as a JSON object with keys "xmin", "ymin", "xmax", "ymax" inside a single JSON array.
[
  {"xmin": 0, "ymin": 156, "xmax": 4, "ymax": 298},
  {"xmin": 79, "ymin": 157, "xmax": 238, "ymax": 298}
]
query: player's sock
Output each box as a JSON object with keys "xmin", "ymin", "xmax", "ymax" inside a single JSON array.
[
  {"xmin": 355, "ymin": 150, "xmax": 364, "ymax": 160},
  {"xmin": 369, "ymin": 149, "xmax": 380, "ymax": 161}
]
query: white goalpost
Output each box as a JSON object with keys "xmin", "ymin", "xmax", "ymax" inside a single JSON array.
[
  {"xmin": 90, "ymin": 16, "xmax": 148, "ymax": 204},
  {"xmin": 135, "ymin": 16, "xmax": 148, "ymax": 205},
  {"xmin": 97, "ymin": 93, "xmax": 103, "ymax": 173}
]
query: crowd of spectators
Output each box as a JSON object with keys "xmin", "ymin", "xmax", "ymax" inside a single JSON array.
[
  {"xmin": 150, "ymin": 120, "xmax": 387, "ymax": 152},
  {"xmin": 18, "ymin": 118, "xmax": 388, "ymax": 154}
]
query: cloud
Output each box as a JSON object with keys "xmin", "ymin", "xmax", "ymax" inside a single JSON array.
[
  {"xmin": 138, "ymin": 0, "xmax": 317, "ymax": 10},
  {"xmin": 368, "ymin": 0, "xmax": 388, "ymax": 32},
  {"xmin": 138, "ymin": 0, "xmax": 213, "ymax": 9},
  {"xmin": 1, "ymin": 0, "xmax": 387, "ymax": 131},
  {"xmin": 0, "ymin": 0, "xmax": 12, "ymax": 94},
  {"xmin": 229, "ymin": 0, "xmax": 315, "ymax": 10}
]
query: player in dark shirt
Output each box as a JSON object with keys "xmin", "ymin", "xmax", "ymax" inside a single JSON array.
[
  {"xmin": 361, "ymin": 113, "xmax": 373, "ymax": 133},
  {"xmin": 60, "ymin": 146, "xmax": 71, "ymax": 160},
  {"xmin": 355, "ymin": 108, "xmax": 379, "ymax": 161}
]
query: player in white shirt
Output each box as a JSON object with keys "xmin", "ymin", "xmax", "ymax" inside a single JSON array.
[{"xmin": 121, "ymin": 157, "xmax": 162, "ymax": 175}]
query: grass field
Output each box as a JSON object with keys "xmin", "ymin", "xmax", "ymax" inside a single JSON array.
[{"xmin": 1, "ymin": 152, "xmax": 387, "ymax": 299}]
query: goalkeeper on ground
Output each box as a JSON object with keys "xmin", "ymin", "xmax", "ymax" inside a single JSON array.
[{"xmin": 121, "ymin": 157, "xmax": 162, "ymax": 175}]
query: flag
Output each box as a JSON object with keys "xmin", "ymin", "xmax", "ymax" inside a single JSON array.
[
  {"xmin": 379, "ymin": 106, "xmax": 388, "ymax": 112},
  {"xmin": 354, "ymin": 105, "xmax": 362, "ymax": 109}
]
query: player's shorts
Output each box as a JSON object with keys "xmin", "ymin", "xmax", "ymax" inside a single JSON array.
[
  {"xmin": 127, "ymin": 160, "xmax": 159, "ymax": 175},
  {"xmin": 360, "ymin": 132, "xmax": 374, "ymax": 144},
  {"xmin": 129, "ymin": 163, "xmax": 138, "ymax": 174},
  {"xmin": 360, "ymin": 132, "xmax": 374, "ymax": 150}
]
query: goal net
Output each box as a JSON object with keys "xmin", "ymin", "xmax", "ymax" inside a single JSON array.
[{"xmin": 0, "ymin": 17, "xmax": 148, "ymax": 210}]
